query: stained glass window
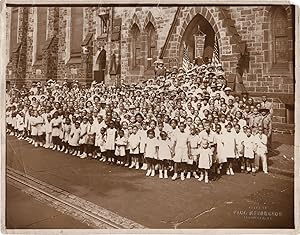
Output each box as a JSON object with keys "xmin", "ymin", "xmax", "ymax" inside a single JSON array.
[{"xmin": 273, "ymin": 7, "xmax": 288, "ymax": 64}]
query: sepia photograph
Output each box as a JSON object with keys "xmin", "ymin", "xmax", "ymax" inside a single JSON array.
[{"xmin": 2, "ymin": 1, "xmax": 298, "ymax": 233}]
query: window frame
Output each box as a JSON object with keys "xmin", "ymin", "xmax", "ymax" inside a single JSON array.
[
  {"xmin": 70, "ymin": 7, "xmax": 84, "ymax": 58},
  {"xmin": 271, "ymin": 7, "xmax": 289, "ymax": 70},
  {"xmin": 9, "ymin": 7, "xmax": 19, "ymax": 59},
  {"xmin": 130, "ymin": 23, "xmax": 141, "ymax": 71},
  {"xmin": 36, "ymin": 7, "xmax": 48, "ymax": 62},
  {"xmin": 145, "ymin": 22, "xmax": 156, "ymax": 70}
]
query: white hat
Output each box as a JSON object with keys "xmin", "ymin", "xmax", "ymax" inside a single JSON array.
[{"xmin": 224, "ymin": 87, "xmax": 232, "ymax": 91}]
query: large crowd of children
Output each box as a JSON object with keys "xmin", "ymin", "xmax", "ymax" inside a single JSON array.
[{"xmin": 6, "ymin": 62, "xmax": 273, "ymax": 183}]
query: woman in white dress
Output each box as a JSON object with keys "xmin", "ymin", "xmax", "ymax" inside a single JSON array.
[
  {"xmin": 172, "ymin": 122, "xmax": 189, "ymax": 181},
  {"xmin": 221, "ymin": 123, "xmax": 236, "ymax": 176}
]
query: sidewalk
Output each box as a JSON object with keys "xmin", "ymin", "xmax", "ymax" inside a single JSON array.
[
  {"xmin": 6, "ymin": 135, "xmax": 294, "ymax": 229},
  {"xmin": 267, "ymin": 133, "xmax": 294, "ymax": 177}
]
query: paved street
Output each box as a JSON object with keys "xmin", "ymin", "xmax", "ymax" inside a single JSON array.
[
  {"xmin": 6, "ymin": 183, "xmax": 91, "ymax": 229},
  {"xmin": 6, "ymin": 135, "xmax": 294, "ymax": 229}
]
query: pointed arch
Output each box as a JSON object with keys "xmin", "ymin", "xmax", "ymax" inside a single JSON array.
[
  {"xmin": 180, "ymin": 7, "xmax": 221, "ymax": 49},
  {"xmin": 144, "ymin": 21, "xmax": 157, "ymax": 69},
  {"xmin": 143, "ymin": 11, "xmax": 157, "ymax": 30},
  {"xmin": 129, "ymin": 23, "xmax": 141, "ymax": 70},
  {"xmin": 128, "ymin": 13, "xmax": 142, "ymax": 31}
]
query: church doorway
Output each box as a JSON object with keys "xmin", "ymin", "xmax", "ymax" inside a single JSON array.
[
  {"xmin": 94, "ymin": 49, "xmax": 106, "ymax": 83},
  {"xmin": 180, "ymin": 13, "xmax": 217, "ymax": 65}
]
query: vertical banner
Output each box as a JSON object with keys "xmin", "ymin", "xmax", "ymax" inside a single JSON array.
[{"xmin": 194, "ymin": 34, "xmax": 206, "ymax": 59}]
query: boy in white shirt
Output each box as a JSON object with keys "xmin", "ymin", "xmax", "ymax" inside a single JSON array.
[{"xmin": 254, "ymin": 126, "xmax": 268, "ymax": 174}]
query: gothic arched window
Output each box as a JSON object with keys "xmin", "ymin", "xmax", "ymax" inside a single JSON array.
[
  {"xmin": 36, "ymin": 7, "xmax": 47, "ymax": 61},
  {"xmin": 145, "ymin": 22, "xmax": 156, "ymax": 69},
  {"xmin": 130, "ymin": 23, "xmax": 141, "ymax": 70},
  {"xmin": 272, "ymin": 7, "xmax": 288, "ymax": 66},
  {"xmin": 71, "ymin": 7, "xmax": 83, "ymax": 57},
  {"xmin": 10, "ymin": 7, "xmax": 18, "ymax": 57}
]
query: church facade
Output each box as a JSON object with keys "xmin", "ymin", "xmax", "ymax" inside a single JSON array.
[{"xmin": 5, "ymin": 5, "xmax": 295, "ymax": 130}]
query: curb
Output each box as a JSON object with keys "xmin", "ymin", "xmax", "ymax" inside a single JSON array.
[{"xmin": 268, "ymin": 166, "xmax": 294, "ymax": 178}]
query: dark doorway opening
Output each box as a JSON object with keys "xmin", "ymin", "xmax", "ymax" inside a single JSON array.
[
  {"xmin": 180, "ymin": 13, "xmax": 216, "ymax": 65},
  {"xmin": 94, "ymin": 49, "xmax": 106, "ymax": 83}
]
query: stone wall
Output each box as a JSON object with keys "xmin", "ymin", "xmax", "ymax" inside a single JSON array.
[
  {"xmin": 116, "ymin": 7, "xmax": 178, "ymax": 83},
  {"xmin": 229, "ymin": 6, "xmax": 294, "ymax": 125},
  {"xmin": 230, "ymin": 6, "xmax": 294, "ymax": 94},
  {"xmin": 5, "ymin": 5, "xmax": 295, "ymax": 128}
]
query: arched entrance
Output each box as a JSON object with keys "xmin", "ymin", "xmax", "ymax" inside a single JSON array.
[
  {"xmin": 94, "ymin": 49, "xmax": 106, "ymax": 83},
  {"xmin": 180, "ymin": 13, "xmax": 217, "ymax": 65}
]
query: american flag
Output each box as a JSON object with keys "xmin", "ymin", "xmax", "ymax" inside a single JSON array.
[
  {"xmin": 182, "ymin": 44, "xmax": 192, "ymax": 72},
  {"xmin": 211, "ymin": 36, "xmax": 220, "ymax": 67}
]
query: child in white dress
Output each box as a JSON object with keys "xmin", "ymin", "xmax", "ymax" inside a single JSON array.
[
  {"xmin": 30, "ymin": 110, "xmax": 39, "ymax": 147},
  {"xmin": 25, "ymin": 109, "xmax": 31, "ymax": 142},
  {"xmin": 62, "ymin": 118, "xmax": 72, "ymax": 154},
  {"xmin": 44, "ymin": 114, "xmax": 52, "ymax": 148},
  {"xmin": 157, "ymin": 131, "xmax": 173, "ymax": 179},
  {"xmin": 36, "ymin": 110, "xmax": 45, "ymax": 147},
  {"xmin": 98, "ymin": 127, "xmax": 107, "ymax": 162},
  {"xmin": 144, "ymin": 129, "xmax": 159, "ymax": 177},
  {"xmin": 198, "ymin": 140, "xmax": 212, "ymax": 183},
  {"xmin": 243, "ymin": 127, "xmax": 256, "ymax": 174},
  {"xmin": 79, "ymin": 117, "xmax": 89, "ymax": 158},
  {"xmin": 69, "ymin": 121, "xmax": 81, "ymax": 156},
  {"xmin": 115, "ymin": 129, "xmax": 127, "ymax": 165},
  {"xmin": 128, "ymin": 125, "xmax": 140, "ymax": 169},
  {"xmin": 86, "ymin": 118, "xmax": 96, "ymax": 158},
  {"xmin": 234, "ymin": 124, "xmax": 245, "ymax": 172},
  {"xmin": 6, "ymin": 106, "xmax": 13, "ymax": 134},
  {"xmin": 105, "ymin": 120, "xmax": 117, "ymax": 164},
  {"xmin": 138, "ymin": 122, "xmax": 148, "ymax": 170}
]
